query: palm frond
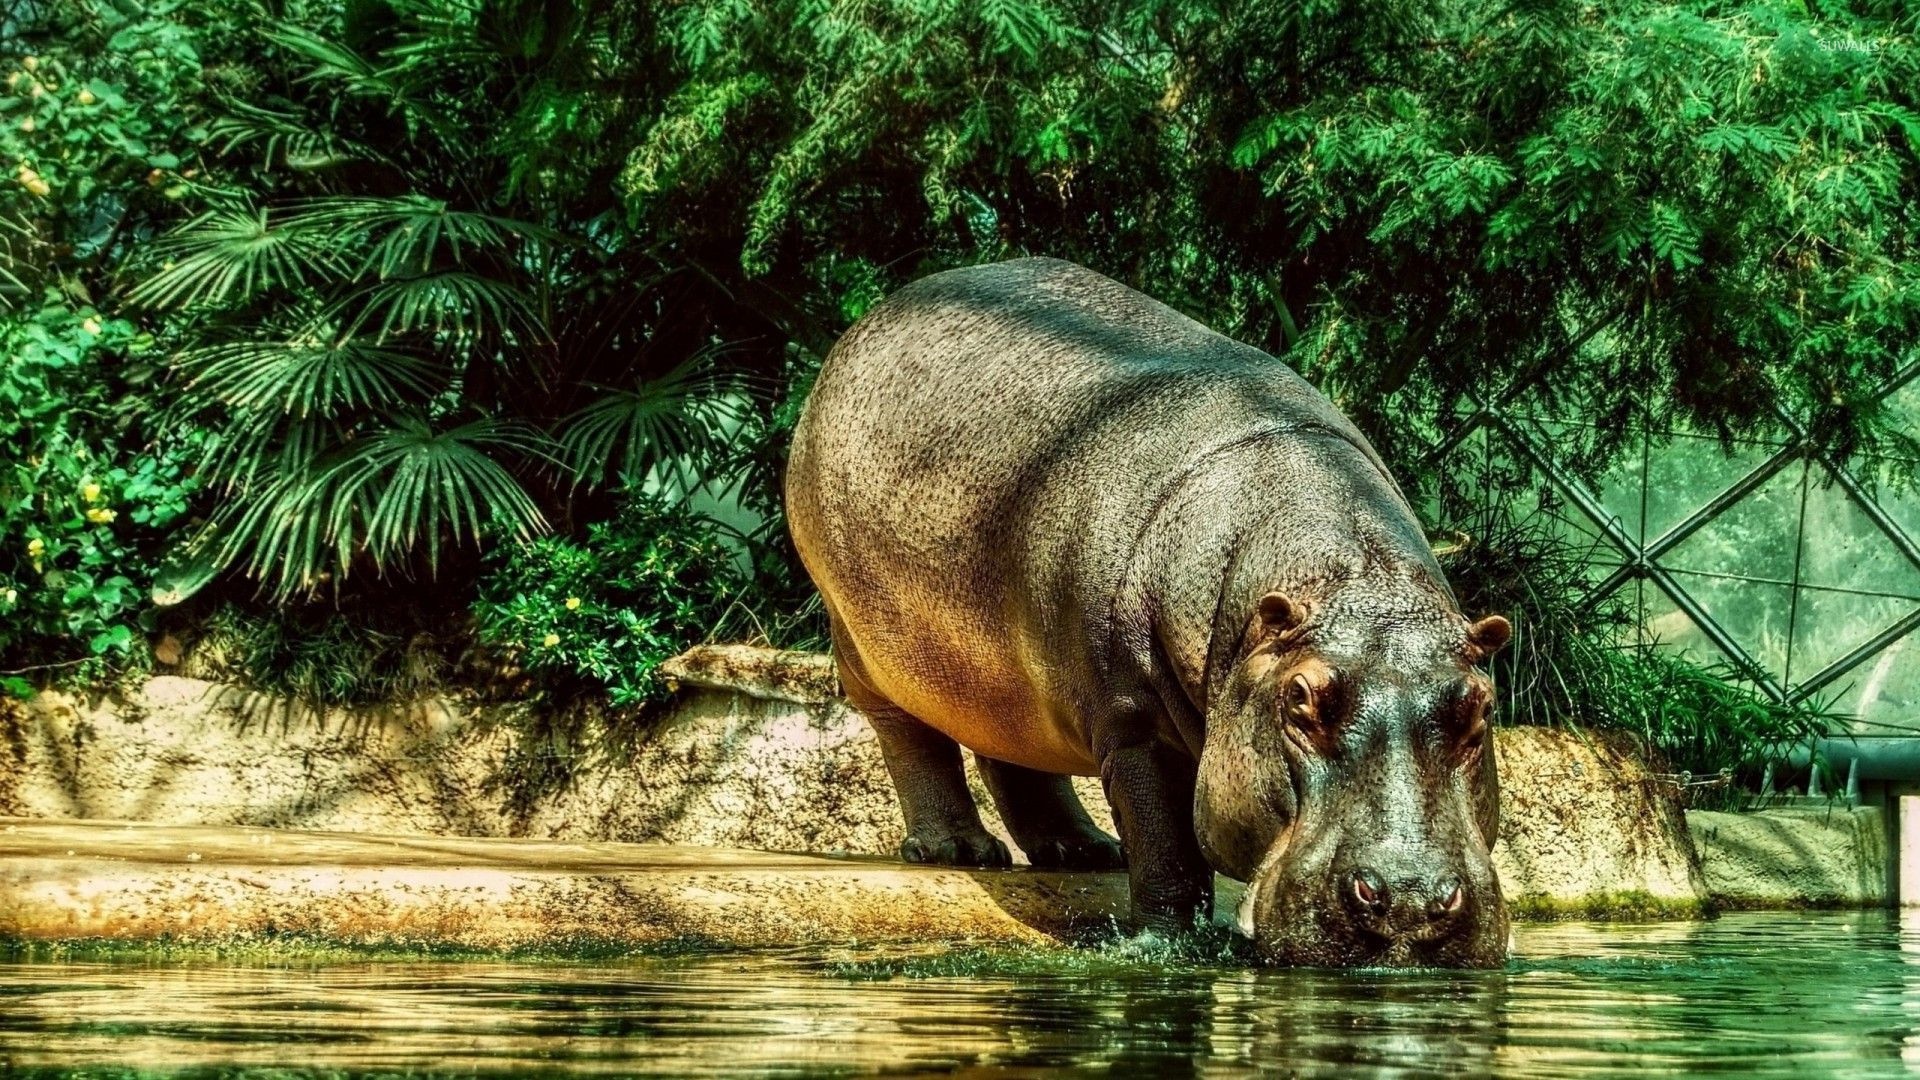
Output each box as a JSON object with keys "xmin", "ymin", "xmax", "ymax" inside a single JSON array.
[
  {"xmin": 316, "ymin": 418, "xmax": 553, "ymax": 577},
  {"xmin": 129, "ymin": 208, "xmax": 346, "ymax": 310},
  {"xmin": 264, "ymin": 21, "xmax": 458, "ymax": 147},
  {"xmin": 384, "ymin": 0, "xmax": 522, "ymax": 74},
  {"xmin": 195, "ymin": 413, "xmax": 340, "ymax": 495},
  {"xmin": 216, "ymin": 470, "xmax": 351, "ymax": 594},
  {"xmin": 205, "ymin": 99, "xmax": 373, "ymax": 171},
  {"xmin": 284, "ymin": 195, "xmax": 560, "ymax": 278},
  {"xmin": 265, "ymin": 22, "xmax": 398, "ymax": 97},
  {"xmin": 179, "ymin": 338, "xmax": 444, "ymax": 418},
  {"xmin": 205, "ymin": 417, "xmax": 554, "ymax": 597},
  {"xmin": 556, "ymin": 362, "xmax": 748, "ymax": 491},
  {"xmin": 341, "ymin": 270, "xmax": 544, "ymax": 343}
]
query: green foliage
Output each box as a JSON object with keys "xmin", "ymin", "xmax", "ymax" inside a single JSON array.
[
  {"xmin": 472, "ymin": 494, "xmax": 751, "ymax": 708},
  {"xmin": 1, "ymin": 0, "xmax": 1908, "ymax": 779},
  {"xmin": 0, "ymin": 298, "xmax": 200, "ymax": 687},
  {"xmin": 190, "ymin": 601, "xmax": 449, "ymax": 708},
  {"xmin": 124, "ymin": 11, "xmax": 743, "ymax": 599},
  {"xmin": 0, "ymin": 0, "xmax": 224, "ymax": 687},
  {"xmin": 619, "ymin": 0, "xmax": 1918, "ymax": 473}
]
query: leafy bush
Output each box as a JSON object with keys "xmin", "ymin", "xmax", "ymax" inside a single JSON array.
[
  {"xmin": 186, "ymin": 601, "xmax": 452, "ymax": 709},
  {"xmin": 472, "ymin": 494, "xmax": 751, "ymax": 708},
  {"xmin": 121, "ymin": 4, "xmax": 748, "ymax": 601},
  {"xmin": 0, "ymin": 0, "xmax": 222, "ymax": 688},
  {"xmin": 0, "ymin": 298, "xmax": 200, "ymax": 692}
]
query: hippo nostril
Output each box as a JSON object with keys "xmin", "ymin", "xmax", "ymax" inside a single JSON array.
[
  {"xmin": 1427, "ymin": 880, "xmax": 1465, "ymax": 920},
  {"xmin": 1349, "ymin": 869, "xmax": 1389, "ymax": 918}
]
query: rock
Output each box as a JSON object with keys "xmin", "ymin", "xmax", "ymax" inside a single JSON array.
[
  {"xmin": 1491, "ymin": 727, "xmax": 1709, "ymax": 919},
  {"xmin": 0, "ymin": 678, "xmax": 515, "ymax": 837},
  {"xmin": 0, "ymin": 652, "xmax": 1712, "ymax": 918},
  {"xmin": 1689, "ymin": 806, "xmax": 1887, "ymax": 909},
  {"xmin": 657, "ymin": 644, "xmax": 840, "ymax": 706}
]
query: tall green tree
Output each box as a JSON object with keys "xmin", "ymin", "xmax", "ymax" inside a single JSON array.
[
  {"xmin": 5, "ymin": 0, "xmax": 1913, "ymax": 761},
  {"xmin": 123, "ymin": 0, "xmax": 1920, "ymax": 602}
]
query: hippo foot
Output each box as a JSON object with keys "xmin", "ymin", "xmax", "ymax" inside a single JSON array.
[
  {"xmin": 901, "ymin": 830, "xmax": 1013, "ymax": 867},
  {"xmin": 1023, "ymin": 835, "xmax": 1127, "ymax": 871}
]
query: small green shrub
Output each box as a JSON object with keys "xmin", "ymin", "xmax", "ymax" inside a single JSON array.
[
  {"xmin": 0, "ymin": 299, "xmax": 201, "ymax": 694},
  {"xmin": 472, "ymin": 494, "xmax": 750, "ymax": 708},
  {"xmin": 189, "ymin": 603, "xmax": 451, "ymax": 710}
]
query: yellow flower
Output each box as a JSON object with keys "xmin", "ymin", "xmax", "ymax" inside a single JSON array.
[
  {"xmin": 21, "ymin": 56, "xmax": 37, "ymax": 72},
  {"xmin": 81, "ymin": 317, "xmax": 100, "ymax": 336},
  {"xmin": 76, "ymin": 87, "xmax": 94, "ymax": 106},
  {"xmin": 564, "ymin": 596, "xmax": 581, "ymax": 610},
  {"xmin": 2, "ymin": 588, "xmax": 15, "ymax": 605},
  {"xmin": 85, "ymin": 507, "xmax": 115, "ymax": 523},
  {"xmin": 541, "ymin": 632, "xmax": 560, "ymax": 647},
  {"xmin": 17, "ymin": 116, "xmax": 33, "ymax": 134},
  {"xmin": 26, "ymin": 538, "xmax": 43, "ymax": 557},
  {"xmin": 80, "ymin": 481, "xmax": 100, "ymax": 502}
]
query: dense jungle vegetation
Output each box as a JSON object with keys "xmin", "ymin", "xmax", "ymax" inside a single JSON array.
[{"xmin": 3, "ymin": 0, "xmax": 1916, "ymax": 782}]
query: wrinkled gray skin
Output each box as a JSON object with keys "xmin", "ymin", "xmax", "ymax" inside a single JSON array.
[{"xmin": 785, "ymin": 258, "xmax": 1512, "ymax": 967}]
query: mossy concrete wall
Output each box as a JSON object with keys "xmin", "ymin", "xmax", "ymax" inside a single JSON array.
[{"xmin": 0, "ymin": 647, "xmax": 1711, "ymax": 919}]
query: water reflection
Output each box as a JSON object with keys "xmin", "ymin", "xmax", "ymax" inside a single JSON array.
[{"xmin": 3, "ymin": 913, "xmax": 1918, "ymax": 1077}]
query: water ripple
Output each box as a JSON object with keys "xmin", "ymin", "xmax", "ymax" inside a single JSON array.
[{"xmin": 4, "ymin": 912, "xmax": 1920, "ymax": 1077}]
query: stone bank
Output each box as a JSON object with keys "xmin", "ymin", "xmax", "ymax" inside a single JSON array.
[{"xmin": 0, "ymin": 644, "xmax": 1875, "ymax": 949}]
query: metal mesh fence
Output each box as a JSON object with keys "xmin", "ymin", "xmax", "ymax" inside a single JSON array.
[{"xmin": 1445, "ymin": 363, "xmax": 1920, "ymax": 738}]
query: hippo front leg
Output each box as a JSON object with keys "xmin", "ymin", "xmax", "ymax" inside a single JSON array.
[{"xmin": 1099, "ymin": 737, "xmax": 1214, "ymax": 932}]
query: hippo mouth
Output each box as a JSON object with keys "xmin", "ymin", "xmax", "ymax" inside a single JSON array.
[{"xmin": 1233, "ymin": 834, "xmax": 1506, "ymax": 969}]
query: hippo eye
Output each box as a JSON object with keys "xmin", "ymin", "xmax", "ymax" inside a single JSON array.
[
  {"xmin": 1283, "ymin": 673, "xmax": 1316, "ymax": 724},
  {"xmin": 1453, "ymin": 682, "xmax": 1491, "ymax": 752}
]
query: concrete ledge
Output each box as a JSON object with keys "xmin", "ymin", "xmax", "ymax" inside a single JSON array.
[
  {"xmin": 0, "ymin": 818, "xmax": 1253, "ymax": 951},
  {"xmin": 1689, "ymin": 806, "xmax": 1887, "ymax": 909},
  {"xmin": 0, "ymin": 665, "xmax": 1713, "ymax": 918}
]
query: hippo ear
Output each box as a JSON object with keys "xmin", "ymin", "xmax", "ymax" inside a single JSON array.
[
  {"xmin": 1466, "ymin": 614, "xmax": 1512, "ymax": 658},
  {"xmin": 1258, "ymin": 592, "xmax": 1301, "ymax": 632}
]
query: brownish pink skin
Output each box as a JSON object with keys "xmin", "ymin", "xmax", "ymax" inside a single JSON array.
[{"xmin": 786, "ymin": 258, "xmax": 1510, "ymax": 966}]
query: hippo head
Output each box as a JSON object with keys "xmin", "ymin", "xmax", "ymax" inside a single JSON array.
[{"xmin": 1195, "ymin": 591, "xmax": 1511, "ymax": 968}]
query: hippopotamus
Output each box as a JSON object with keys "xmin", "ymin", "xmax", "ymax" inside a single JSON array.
[{"xmin": 784, "ymin": 257, "xmax": 1512, "ymax": 967}]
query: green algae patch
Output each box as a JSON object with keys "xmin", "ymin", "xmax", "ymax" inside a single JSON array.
[
  {"xmin": 1705, "ymin": 893, "xmax": 1882, "ymax": 912},
  {"xmin": 825, "ymin": 927, "xmax": 1255, "ymax": 981},
  {"xmin": 0, "ymin": 930, "xmax": 742, "ymax": 965},
  {"xmin": 1506, "ymin": 890, "xmax": 1714, "ymax": 922}
]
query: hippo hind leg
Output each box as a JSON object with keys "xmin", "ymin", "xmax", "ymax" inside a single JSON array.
[
  {"xmin": 864, "ymin": 703, "xmax": 1012, "ymax": 867},
  {"xmin": 832, "ymin": 623, "xmax": 1009, "ymax": 867},
  {"xmin": 977, "ymin": 757, "xmax": 1126, "ymax": 871}
]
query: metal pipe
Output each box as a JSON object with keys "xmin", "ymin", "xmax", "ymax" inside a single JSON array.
[{"xmin": 1791, "ymin": 738, "xmax": 1920, "ymax": 782}]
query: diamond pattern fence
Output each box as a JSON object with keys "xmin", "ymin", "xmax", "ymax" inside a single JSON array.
[{"xmin": 1442, "ymin": 364, "xmax": 1920, "ymax": 741}]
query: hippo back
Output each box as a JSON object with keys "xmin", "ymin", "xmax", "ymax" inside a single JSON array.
[{"xmin": 786, "ymin": 257, "xmax": 1430, "ymax": 772}]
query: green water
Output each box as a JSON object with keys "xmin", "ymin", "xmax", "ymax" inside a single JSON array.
[{"xmin": 4, "ymin": 912, "xmax": 1918, "ymax": 1077}]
